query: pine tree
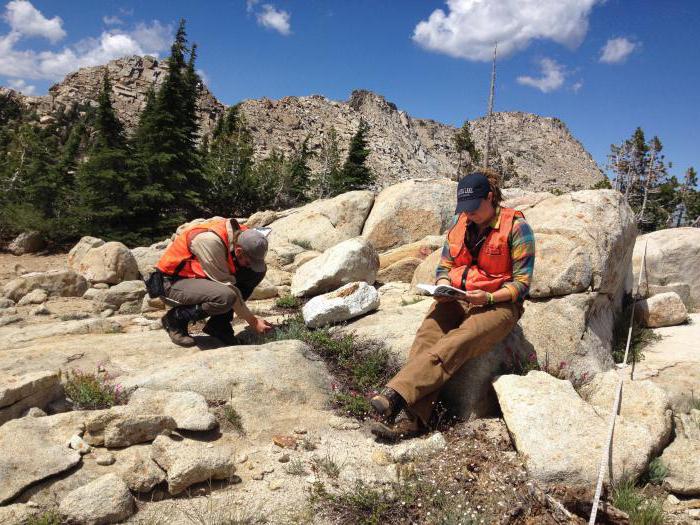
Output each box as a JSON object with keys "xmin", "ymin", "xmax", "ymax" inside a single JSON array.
[
  {"xmin": 130, "ymin": 19, "xmax": 205, "ymax": 236},
  {"xmin": 315, "ymin": 127, "xmax": 341, "ymax": 198},
  {"xmin": 453, "ymin": 120, "xmax": 481, "ymax": 180},
  {"xmin": 75, "ymin": 74, "xmax": 137, "ymax": 241},
  {"xmin": 285, "ymin": 135, "xmax": 313, "ymax": 206},
  {"xmin": 336, "ymin": 120, "xmax": 372, "ymax": 193},
  {"xmin": 204, "ymin": 104, "xmax": 257, "ymax": 216}
]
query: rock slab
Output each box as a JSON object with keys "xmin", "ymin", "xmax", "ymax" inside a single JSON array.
[
  {"xmin": 59, "ymin": 473, "xmax": 135, "ymax": 525},
  {"xmin": 636, "ymin": 292, "xmax": 688, "ymax": 328},
  {"xmin": 494, "ymin": 371, "xmax": 660, "ymax": 485},
  {"xmin": 151, "ymin": 434, "xmax": 237, "ymax": 494},
  {"xmin": 127, "ymin": 388, "xmax": 218, "ymax": 431},
  {"xmin": 661, "ymin": 438, "xmax": 700, "ymax": 496},
  {"xmin": 3, "ymin": 269, "xmax": 88, "ymax": 302}
]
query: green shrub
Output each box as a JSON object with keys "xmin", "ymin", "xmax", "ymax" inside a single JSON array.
[
  {"xmin": 224, "ymin": 405, "xmax": 245, "ymax": 435},
  {"xmin": 612, "ymin": 306, "xmax": 661, "ymax": 364},
  {"xmin": 275, "ymin": 295, "xmax": 300, "ymax": 309},
  {"xmin": 284, "ymin": 458, "xmax": 307, "ymax": 476},
  {"xmin": 641, "ymin": 457, "xmax": 668, "ymax": 485},
  {"xmin": 311, "ymin": 454, "xmax": 341, "ymax": 479},
  {"xmin": 63, "ymin": 368, "xmax": 125, "ymax": 410},
  {"xmin": 27, "ymin": 510, "xmax": 62, "ymax": 525},
  {"xmin": 290, "ymin": 239, "xmax": 313, "ymax": 250}
]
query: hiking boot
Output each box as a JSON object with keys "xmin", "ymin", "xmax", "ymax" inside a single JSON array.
[
  {"xmin": 161, "ymin": 305, "xmax": 205, "ymax": 347},
  {"xmin": 203, "ymin": 317, "xmax": 238, "ymax": 346},
  {"xmin": 370, "ymin": 414, "xmax": 426, "ymax": 442},
  {"xmin": 370, "ymin": 387, "xmax": 405, "ymax": 421}
]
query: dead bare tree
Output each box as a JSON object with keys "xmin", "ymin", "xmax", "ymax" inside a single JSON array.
[{"xmin": 484, "ymin": 43, "xmax": 497, "ymax": 168}]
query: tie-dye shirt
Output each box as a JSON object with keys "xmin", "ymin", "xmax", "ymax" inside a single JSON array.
[{"xmin": 435, "ymin": 207, "xmax": 536, "ymax": 302}]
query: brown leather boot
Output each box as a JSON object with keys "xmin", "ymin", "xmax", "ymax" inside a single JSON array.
[
  {"xmin": 370, "ymin": 413, "xmax": 426, "ymax": 442},
  {"xmin": 370, "ymin": 387, "xmax": 405, "ymax": 421},
  {"xmin": 161, "ymin": 305, "xmax": 205, "ymax": 347},
  {"xmin": 203, "ymin": 317, "xmax": 238, "ymax": 346}
]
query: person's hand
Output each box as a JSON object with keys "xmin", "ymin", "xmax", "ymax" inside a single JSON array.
[
  {"xmin": 249, "ymin": 316, "xmax": 273, "ymax": 334},
  {"xmin": 464, "ymin": 290, "xmax": 489, "ymax": 306}
]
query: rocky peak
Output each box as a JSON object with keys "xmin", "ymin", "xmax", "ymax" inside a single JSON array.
[{"xmin": 3, "ymin": 55, "xmax": 604, "ymax": 192}]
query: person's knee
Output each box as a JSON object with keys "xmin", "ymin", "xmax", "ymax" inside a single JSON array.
[{"xmin": 220, "ymin": 288, "xmax": 237, "ymax": 310}]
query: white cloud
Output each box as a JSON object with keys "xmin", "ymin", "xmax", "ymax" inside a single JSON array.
[
  {"xmin": 103, "ymin": 15, "xmax": 123, "ymax": 26},
  {"xmin": 517, "ymin": 58, "xmax": 566, "ymax": 93},
  {"xmin": 413, "ymin": 0, "xmax": 600, "ymax": 61},
  {"xmin": 196, "ymin": 68, "xmax": 209, "ymax": 86},
  {"xmin": 0, "ymin": 6, "xmax": 172, "ymax": 82},
  {"xmin": 257, "ymin": 4, "xmax": 291, "ymax": 35},
  {"xmin": 4, "ymin": 0, "xmax": 65, "ymax": 42},
  {"xmin": 600, "ymin": 37, "xmax": 637, "ymax": 64},
  {"xmin": 246, "ymin": 0, "xmax": 260, "ymax": 13},
  {"xmin": 7, "ymin": 77, "xmax": 35, "ymax": 94},
  {"xmin": 571, "ymin": 80, "xmax": 583, "ymax": 93}
]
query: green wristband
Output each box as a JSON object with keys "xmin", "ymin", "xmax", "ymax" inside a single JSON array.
[{"xmin": 487, "ymin": 292, "xmax": 494, "ymax": 305}]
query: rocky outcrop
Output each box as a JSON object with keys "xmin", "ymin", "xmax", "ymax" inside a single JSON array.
[
  {"xmin": 239, "ymin": 90, "xmax": 603, "ymax": 191},
  {"xmin": 126, "ymin": 388, "xmax": 217, "ymax": 432},
  {"xmin": 17, "ymin": 55, "xmax": 224, "ymax": 138},
  {"xmin": 633, "ymin": 228, "xmax": 700, "ymax": 312},
  {"xmin": 8, "ymin": 57, "xmax": 603, "ymax": 192},
  {"xmin": 291, "ymin": 237, "xmax": 380, "ymax": 297}
]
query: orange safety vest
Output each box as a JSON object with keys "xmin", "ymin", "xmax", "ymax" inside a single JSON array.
[
  {"xmin": 156, "ymin": 218, "xmax": 248, "ymax": 279},
  {"xmin": 446, "ymin": 207, "xmax": 524, "ymax": 293}
]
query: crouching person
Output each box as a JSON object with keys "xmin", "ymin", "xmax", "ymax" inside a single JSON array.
[
  {"xmin": 370, "ymin": 169, "xmax": 535, "ymax": 440},
  {"xmin": 155, "ymin": 217, "xmax": 273, "ymax": 347}
]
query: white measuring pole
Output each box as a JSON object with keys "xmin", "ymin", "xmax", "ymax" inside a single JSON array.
[{"xmin": 588, "ymin": 241, "xmax": 647, "ymax": 524}]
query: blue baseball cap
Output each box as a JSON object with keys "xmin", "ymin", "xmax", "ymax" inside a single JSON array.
[{"xmin": 455, "ymin": 172, "xmax": 491, "ymax": 213}]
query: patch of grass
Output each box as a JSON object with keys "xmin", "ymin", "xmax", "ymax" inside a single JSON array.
[
  {"xmin": 27, "ymin": 510, "xmax": 62, "ymax": 525},
  {"xmin": 334, "ymin": 392, "xmax": 372, "ymax": 417},
  {"xmin": 62, "ymin": 368, "xmax": 125, "ymax": 410},
  {"xmin": 310, "ymin": 479, "xmax": 475, "ymax": 525},
  {"xmin": 257, "ymin": 314, "xmax": 399, "ymax": 419},
  {"xmin": 612, "ymin": 478, "xmax": 665, "ymax": 525},
  {"xmin": 223, "ymin": 405, "xmax": 245, "ymax": 435},
  {"xmin": 641, "ymin": 457, "xmax": 668, "ymax": 485},
  {"xmin": 290, "ymin": 238, "xmax": 313, "ymax": 250},
  {"xmin": 284, "ymin": 458, "xmax": 307, "ymax": 476},
  {"xmin": 612, "ymin": 306, "xmax": 661, "ymax": 364},
  {"xmin": 311, "ymin": 454, "xmax": 341, "ymax": 479},
  {"xmin": 689, "ymin": 390, "xmax": 700, "ymax": 411},
  {"xmin": 275, "ymin": 295, "xmax": 300, "ymax": 309}
]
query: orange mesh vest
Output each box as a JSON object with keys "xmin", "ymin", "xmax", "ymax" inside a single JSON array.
[
  {"xmin": 156, "ymin": 219, "xmax": 248, "ymax": 279},
  {"xmin": 446, "ymin": 207, "xmax": 524, "ymax": 293}
]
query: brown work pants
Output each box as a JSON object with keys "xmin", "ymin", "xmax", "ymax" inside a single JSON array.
[{"xmin": 387, "ymin": 299, "xmax": 521, "ymax": 425}]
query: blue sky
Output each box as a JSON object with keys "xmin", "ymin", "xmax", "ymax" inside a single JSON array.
[{"xmin": 1, "ymin": 0, "xmax": 699, "ymax": 179}]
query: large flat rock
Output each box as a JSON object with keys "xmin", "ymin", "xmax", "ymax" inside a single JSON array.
[
  {"xmin": 494, "ymin": 371, "xmax": 659, "ymax": 485},
  {"xmin": 0, "ymin": 412, "xmax": 89, "ymax": 504}
]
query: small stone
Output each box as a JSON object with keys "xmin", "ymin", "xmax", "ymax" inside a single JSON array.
[
  {"xmin": 251, "ymin": 471, "xmax": 264, "ymax": 481},
  {"xmin": 68, "ymin": 434, "xmax": 92, "ymax": 455},
  {"xmin": 372, "ymin": 450, "xmax": 392, "ymax": 466},
  {"xmin": 278, "ymin": 453, "xmax": 290, "ymax": 463},
  {"xmin": 0, "ymin": 315, "xmax": 21, "ymax": 327},
  {"xmin": 17, "ymin": 288, "xmax": 48, "ymax": 306},
  {"xmin": 293, "ymin": 428, "xmax": 307, "ymax": 435},
  {"xmin": 268, "ymin": 479, "xmax": 284, "ymax": 491},
  {"xmin": 100, "ymin": 309, "xmax": 114, "ymax": 318},
  {"xmin": 262, "ymin": 467, "xmax": 275, "ymax": 474},
  {"xmin": 31, "ymin": 305, "xmax": 50, "ymax": 316},
  {"xmin": 93, "ymin": 283, "xmax": 109, "ymax": 289},
  {"xmin": 25, "ymin": 407, "xmax": 47, "ymax": 418},
  {"xmin": 272, "ymin": 434, "xmax": 298, "ymax": 449},
  {"xmin": 665, "ymin": 494, "xmax": 680, "ymax": 505},
  {"xmin": 328, "ymin": 415, "xmax": 360, "ymax": 430},
  {"xmin": 237, "ymin": 453, "xmax": 248, "ymax": 464},
  {"xmin": 95, "ymin": 453, "xmax": 116, "ymax": 466}
]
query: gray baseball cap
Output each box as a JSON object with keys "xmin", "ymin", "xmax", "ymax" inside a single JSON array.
[{"xmin": 237, "ymin": 229, "xmax": 268, "ymax": 273}]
